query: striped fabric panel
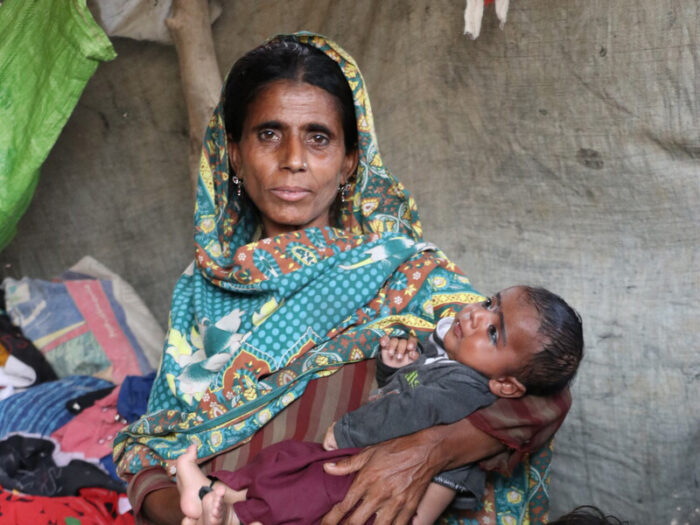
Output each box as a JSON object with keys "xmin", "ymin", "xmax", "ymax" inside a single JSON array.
[
  {"xmin": 205, "ymin": 359, "xmax": 377, "ymax": 473},
  {"xmin": 0, "ymin": 375, "xmax": 113, "ymax": 439},
  {"xmin": 470, "ymin": 388, "xmax": 571, "ymax": 474}
]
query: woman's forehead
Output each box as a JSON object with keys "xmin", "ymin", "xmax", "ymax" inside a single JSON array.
[{"xmin": 246, "ymin": 80, "xmax": 344, "ymax": 126}]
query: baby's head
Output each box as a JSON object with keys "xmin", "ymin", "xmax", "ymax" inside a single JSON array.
[
  {"xmin": 442, "ymin": 285, "xmax": 583, "ymax": 398},
  {"xmin": 548, "ymin": 506, "xmax": 626, "ymax": 525}
]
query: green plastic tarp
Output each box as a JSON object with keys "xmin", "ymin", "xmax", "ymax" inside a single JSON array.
[{"xmin": 0, "ymin": 0, "xmax": 116, "ymax": 251}]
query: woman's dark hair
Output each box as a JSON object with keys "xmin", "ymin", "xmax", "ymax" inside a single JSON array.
[
  {"xmin": 223, "ymin": 35, "xmax": 358, "ymax": 153},
  {"xmin": 517, "ymin": 286, "xmax": 584, "ymax": 397},
  {"xmin": 549, "ymin": 505, "xmax": 626, "ymax": 525}
]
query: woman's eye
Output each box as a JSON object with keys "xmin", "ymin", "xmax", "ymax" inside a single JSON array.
[
  {"xmin": 258, "ymin": 130, "xmax": 277, "ymax": 141},
  {"xmin": 488, "ymin": 325, "xmax": 498, "ymax": 345},
  {"xmin": 309, "ymin": 134, "xmax": 330, "ymax": 146}
]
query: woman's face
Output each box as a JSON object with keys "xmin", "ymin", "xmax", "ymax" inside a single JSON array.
[{"xmin": 228, "ymin": 80, "xmax": 358, "ymax": 238}]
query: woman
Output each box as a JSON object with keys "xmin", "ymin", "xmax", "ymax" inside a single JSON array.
[{"xmin": 115, "ymin": 33, "xmax": 571, "ymax": 525}]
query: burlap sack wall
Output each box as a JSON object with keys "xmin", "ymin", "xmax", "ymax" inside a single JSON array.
[{"xmin": 2, "ymin": 1, "xmax": 697, "ymax": 522}]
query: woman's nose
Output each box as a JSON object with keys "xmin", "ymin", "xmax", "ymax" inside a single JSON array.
[{"xmin": 281, "ymin": 136, "xmax": 307, "ymax": 172}]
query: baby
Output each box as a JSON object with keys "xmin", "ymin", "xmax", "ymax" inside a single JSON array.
[{"xmin": 176, "ymin": 285, "xmax": 583, "ymax": 525}]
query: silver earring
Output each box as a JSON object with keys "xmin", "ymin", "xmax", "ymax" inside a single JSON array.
[
  {"xmin": 339, "ymin": 182, "xmax": 351, "ymax": 203},
  {"xmin": 232, "ymin": 175, "xmax": 242, "ymax": 197}
]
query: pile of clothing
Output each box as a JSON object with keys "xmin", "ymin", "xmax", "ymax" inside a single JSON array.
[{"xmin": 0, "ymin": 257, "xmax": 165, "ymax": 524}]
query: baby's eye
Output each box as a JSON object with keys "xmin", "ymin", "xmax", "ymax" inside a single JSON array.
[
  {"xmin": 483, "ymin": 297, "xmax": 492, "ymax": 308},
  {"xmin": 488, "ymin": 324, "xmax": 498, "ymax": 345}
]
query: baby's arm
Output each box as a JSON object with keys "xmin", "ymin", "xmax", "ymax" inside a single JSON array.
[
  {"xmin": 413, "ymin": 482, "xmax": 457, "ymax": 525},
  {"xmin": 323, "ymin": 421, "xmax": 338, "ymax": 450},
  {"xmin": 323, "ymin": 334, "xmax": 418, "ymax": 450}
]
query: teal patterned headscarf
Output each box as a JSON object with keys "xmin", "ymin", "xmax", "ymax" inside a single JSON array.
[{"xmin": 115, "ymin": 33, "xmax": 481, "ymax": 476}]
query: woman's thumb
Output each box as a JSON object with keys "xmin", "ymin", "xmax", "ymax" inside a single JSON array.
[{"xmin": 323, "ymin": 452, "xmax": 367, "ymax": 476}]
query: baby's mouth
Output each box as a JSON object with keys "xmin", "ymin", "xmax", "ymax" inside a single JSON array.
[
  {"xmin": 452, "ymin": 318, "xmax": 463, "ymax": 339},
  {"xmin": 453, "ymin": 312, "xmax": 471, "ymax": 339}
]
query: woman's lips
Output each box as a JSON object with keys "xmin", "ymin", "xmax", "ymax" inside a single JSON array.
[{"xmin": 270, "ymin": 187, "xmax": 311, "ymax": 202}]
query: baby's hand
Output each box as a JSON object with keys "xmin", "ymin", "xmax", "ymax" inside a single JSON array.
[
  {"xmin": 380, "ymin": 335, "xmax": 419, "ymax": 368},
  {"xmin": 323, "ymin": 422, "xmax": 338, "ymax": 451}
]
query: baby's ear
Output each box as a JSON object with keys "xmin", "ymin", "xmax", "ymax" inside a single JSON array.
[{"xmin": 488, "ymin": 377, "xmax": 526, "ymax": 399}]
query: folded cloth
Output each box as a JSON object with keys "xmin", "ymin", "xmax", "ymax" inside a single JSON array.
[
  {"xmin": 2, "ymin": 257, "xmax": 161, "ymax": 383},
  {"xmin": 66, "ymin": 385, "xmax": 117, "ymax": 415},
  {"xmin": 52, "ymin": 387, "xmax": 126, "ymax": 459},
  {"xmin": 117, "ymin": 372, "xmax": 156, "ymax": 422},
  {"xmin": 0, "ymin": 433, "xmax": 125, "ymax": 496}
]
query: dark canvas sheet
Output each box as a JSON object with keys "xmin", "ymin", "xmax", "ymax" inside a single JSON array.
[{"xmin": 1, "ymin": 1, "xmax": 697, "ymax": 523}]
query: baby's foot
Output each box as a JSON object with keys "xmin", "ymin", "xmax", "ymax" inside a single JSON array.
[
  {"xmin": 202, "ymin": 485, "xmax": 238, "ymax": 525},
  {"xmin": 176, "ymin": 443, "xmax": 211, "ymax": 519}
]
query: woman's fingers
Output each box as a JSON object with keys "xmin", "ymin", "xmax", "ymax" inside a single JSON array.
[
  {"xmin": 373, "ymin": 498, "xmax": 418, "ymax": 525},
  {"xmin": 322, "ymin": 478, "xmax": 379, "ymax": 525},
  {"xmin": 323, "ymin": 449, "xmax": 370, "ymax": 476},
  {"xmin": 322, "ymin": 436, "xmax": 434, "ymax": 525},
  {"xmin": 322, "ymin": 451, "xmax": 372, "ymax": 525},
  {"xmin": 392, "ymin": 502, "xmax": 421, "ymax": 525}
]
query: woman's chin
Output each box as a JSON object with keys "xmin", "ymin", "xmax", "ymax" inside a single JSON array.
[
  {"xmin": 261, "ymin": 218, "xmax": 326, "ymax": 237},
  {"xmin": 260, "ymin": 210, "xmax": 332, "ymax": 237}
]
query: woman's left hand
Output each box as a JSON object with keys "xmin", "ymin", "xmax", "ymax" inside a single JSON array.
[{"xmin": 320, "ymin": 428, "xmax": 444, "ymax": 525}]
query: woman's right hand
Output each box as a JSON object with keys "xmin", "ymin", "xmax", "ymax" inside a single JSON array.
[
  {"xmin": 321, "ymin": 430, "xmax": 439, "ymax": 525},
  {"xmin": 320, "ymin": 418, "xmax": 504, "ymax": 525}
]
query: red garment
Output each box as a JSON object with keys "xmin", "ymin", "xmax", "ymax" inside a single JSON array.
[
  {"xmin": 0, "ymin": 486, "xmax": 134, "ymax": 525},
  {"xmin": 213, "ymin": 441, "xmax": 364, "ymax": 525}
]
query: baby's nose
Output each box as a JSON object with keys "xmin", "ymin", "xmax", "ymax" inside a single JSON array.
[{"xmin": 458, "ymin": 307, "xmax": 473, "ymax": 323}]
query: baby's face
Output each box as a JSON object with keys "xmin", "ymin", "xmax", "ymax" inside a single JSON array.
[{"xmin": 442, "ymin": 286, "xmax": 543, "ymax": 379}]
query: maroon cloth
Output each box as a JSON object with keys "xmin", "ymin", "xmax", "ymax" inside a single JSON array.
[{"xmin": 212, "ymin": 440, "xmax": 370, "ymax": 525}]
